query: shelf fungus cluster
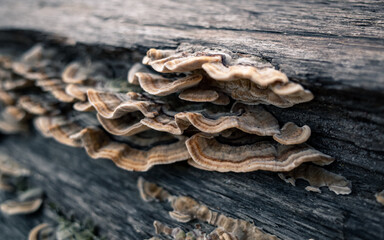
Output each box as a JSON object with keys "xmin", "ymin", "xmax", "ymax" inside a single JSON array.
[
  {"xmin": 139, "ymin": 177, "xmax": 278, "ymax": 240},
  {"xmin": 0, "ymin": 153, "xmax": 43, "ymax": 216},
  {"xmin": 0, "ymin": 43, "xmax": 350, "ymax": 193}
]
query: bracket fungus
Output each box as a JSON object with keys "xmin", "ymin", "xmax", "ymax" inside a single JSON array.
[
  {"xmin": 0, "ymin": 153, "xmax": 30, "ymax": 191},
  {"xmin": 0, "ymin": 43, "xmax": 340, "ymax": 180},
  {"xmin": 28, "ymin": 223, "xmax": 54, "ymax": 240},
  {"xmin": 0, "ymin": 188, "xmax": 43, "ymax": 215},
  {"xmin": 278, "ymin": 164, "xmax": 352, "ymax": 195},
  {"xmin": 138, "ymin": 177, "xmax": 279, "ymax": 240}
]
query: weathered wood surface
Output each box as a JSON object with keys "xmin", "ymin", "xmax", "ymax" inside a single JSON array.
[
  {"xmin": 0, "ymin": 0, "xmax": 383, "ymax": 239},
  {"xmin": 0, "ymin": 0, "xmax": 384, "ymax": 91}
]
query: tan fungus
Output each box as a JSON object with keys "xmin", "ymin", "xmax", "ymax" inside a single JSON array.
[
  {"xmin": 273, "ymin": 122, "xmax": 311, "ymax": 145},
  {"xmin": 0, "ymin": 153, "xmax": 30, "ymax": 177},
  {"xmin": 136, "ymin": 72, "xmax": 203, "ymax": 96},
  {"xmin": 28, "ymin": 223, "xmax": 53, "ymax": 240},
  {"xmin": 34, "ymin": 116, "xmax": 84, "ymax": 147},
  {"xmin": 186, "ymin": 133, "xmax": 333, "ymax": 172},
  {"xmin": 71, "ymin": 127, "xmax": 190, "ymax": 171},
  {"xmin": 143, "ymin": 49, "xmax": 222, "ymax": 73},
  {"xmin": 18, "ymin": 95, "xmax": 56, "ymax": 115},
  {"xmin": 97, "ymin": 113, "xmax": 150, "ymax": 136},
  {"xmin": 178, "ymin": 88, "xmax": 220, "ymax": 103},
  {"xmin": 87, "ymin": 89, "xmax": 159, "ymax": 119},
  {"xmin": 0, "ymin": 188, "xmax": 43, "ymax": 215},
  {"xmin": 0, "ymin": 106, "xmax": 28, "ymax": 133},
  {"xmin": 278, "ymin": 164, "xmax": 352, "ymax": 195},
  {"xmin": 139, "ymin": 178, "xmax": 278, "ymax": 240}
]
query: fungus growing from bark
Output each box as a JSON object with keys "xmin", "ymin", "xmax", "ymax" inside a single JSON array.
[
  {"xmin": 138, "ymin": 177, "xmax": 279, "ymax": 240},
  {"xmin": 278, "ymin": 164, "xmax": 352, "ymax": 195},
  {"xmin": 186, "ymin": 133, "xmax": 334, "ymax": 172},
  {"xmin": 273, "ymin": 122, "xmax": 311, "ymax": 145},
  {"xmin": 87, "ymin": 89, "xmax": 160, "ymax": 119},
  {"xmin": 2, "ymin": 43, "xmax": 336, "ymax": 179},
  {"xmin": 0, "ymin": 188, "xmax": 43, "ymax": 215},
  {"xmin": 28, "ymin": 223, "xmax": 53, "ymax": 240},
  {"xmin": 135, "ymin": 72, "xmax": 203, "ymax": 96},
  {"xmin": 71, "ymin": 127, "xmax": 190, "ymax": 171}
]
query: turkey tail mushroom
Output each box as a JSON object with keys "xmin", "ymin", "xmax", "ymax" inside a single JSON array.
[{"xmin": 186, "ymin": 133, "xmax": 333, "ymax": 172}]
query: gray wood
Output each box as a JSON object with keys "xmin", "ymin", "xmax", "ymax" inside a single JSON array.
[
  {"xmin": 0, "ymin": 0, "xmax": 383, "ymax": 91},
  {"xmin": 0, "ymin": 0, "xmax": 383, "ymax": 239}
]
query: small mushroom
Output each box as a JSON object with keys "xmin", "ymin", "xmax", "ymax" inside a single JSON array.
[
  {"xmin": 138, "ymin": 178, "xmax": 279, "ymax": 240},
  {"xmin": 12, "ymin": 44, "xmax": 60, "ymax": 80},
  {"xmin": 0, "ymin": 90, "xmax": 16, "ymax": 105},
  {"xmin": 186, "ymin": 133, "xmax": 334, "ymax": 172},
  {"xmin": 278, "ymin": 164, "xmax": 352, "ymax": 195},
  {"xmin": 34, "ymin": 116, "xmax": 84, "ymax": 147},
  {"xmin": 87, "ymin": 89, "xmax": 160, "ymax": 119},
  {"xmin": 28, "ymin": 223, "xmax": 54, "ymax": 240},
  {"xmin": 202, "ymin": 62, "xmax": 289, "ymax": 87},
  {"xmin": 136, "ymin": 72, "xmax": 203, "ymax": 96},
  {"xmin": 137, "ymin": 176, "xmax": 171, "ymax": 202},
  {"xmin": 18, "ymin": 95, "xmax": 57, "ymax": 115},
  {"xmin": 143, "ymin": 49, "xmax": 222, "ymax": 73},
  {"xmin": 0, "ymin": 153, "xmax": 30, "ymax": 177},
  {"xmin": 178, "ymin": 88, "xmax": 220, "ymax": 103},
  {"xmin": 0, "ymin": 188, "xmax": 43, "ymax": 215},
  {"xmin": 0, "ymin": 77, "xmax": 33, "ymax": 91},
  {"xmin": 62, "ymin": 62, "xmax": 110, "ymax": 84},
  {"xmin": 50, "ymin": 89, "xmax": 76, "ymax": 103},
  {"xmin": 0, "ymin": 106, "xmax": 28, "ymax": 133},
  {"xmin": 97, "ymin": 113, "xmax": 150, "ymax": 136},
  {"xmin": 142, "ymin": 104, "xmax": 281, "ymax": 137},
  {"xmin": 65, "ymin": 84, "xmax": 88, "ymax": 101},
  {"xmin": 71, "ymin": 127, "xmax": 190, "ymax": 171},
  {"xmin": 73, "ymin": 101, "xmax": 95, "ymax": 112},
  {"xmin": 273, "ymin": 122, "xmax": 311, "ymax": 145},
  {"xmin": 127, "ymin": 63, "xmax": 150, "ymax": 85}
]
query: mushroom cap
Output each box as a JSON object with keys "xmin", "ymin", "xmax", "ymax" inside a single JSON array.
[
  {"xmin": 202, "ymin": 62, "xmax": 289, "ymax": 87},
  {"xmin": 137, "ymin": 176, "xmax": 171, "ymax": 202},
  {"xmin": 97, "ymin": 113, "xmax": 150, "ymax": 136},
  {"xmin": 0, "ymin": 106, "xmax": 28, "ymax": 134},
  {"xmin": 136, "ymin": 72, "xmax": 203, "ymax": 96},
  {"xmin": 141, "ymin": 104, "xmax": 280, "ymax": 137},
  {"xmin": 278, "ymin": 163, "xmax": 352, "ymax": 195},
  {"xmin": 0, "ymin": 188, "xmax": 43, "ymax": 215},
  {"xmin": 18, "ymin": 95, "xmax": 56, "ymax": 115},
  {"xmin": 127, "ymin": 63, "xmax": 149, "ymax": 85},
  {"xmin": 87, "ymin": 89, "xmax": 159, "ymax": 119},
  {"xmin": 186, "ymin": 133, "xmax": 334, "ymax": 172},
  {"xmin": 273, "ymin": 122, "xmax": 311, "ymax": 145},
  {"xmin": 71, "ymin": 127, "xmax": 190, "ymax": 172},
  {"xmin": 62, "ymin": 62, "xmax": 88, "ymax": 84},
  {"xmin": 143, "ymin": 48, "xmax": 222, "ymax": 73},
  {"xmin": 0, "ymin": 198, "xmax": 43, "ymax": 215},
  {"xmin": 34, "ymin": 116, "xmax": 84, "ymax": 147},
  {"xmin": 65, "ymin": 84, "xmax": 88, "ymax": 101},
  {"xmin": 178, "ymin": 88, "xmax": 220, "ymax": 103},
  {"xmin": 73, "ymin": 101, "xmax": 95, "ymax": 112},
  {"xmin": 0, "ymin": 153, "xmax": 30, "ymax": 177},
  {"xmin": 50, "ymin": 89, "xmax": 76, "ymax": 103},
  {"xmin": 28, "ymin": 223, "xmax": 53, "ymax": 240}
]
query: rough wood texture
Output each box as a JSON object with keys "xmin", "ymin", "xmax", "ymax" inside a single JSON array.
[
  {"xmin": 0, "ymin": 0, "xmax": 383, "ymax": 239},
  {"xmin": 1, "ymin": 0, "xmax": 383, "ymax": 91}
]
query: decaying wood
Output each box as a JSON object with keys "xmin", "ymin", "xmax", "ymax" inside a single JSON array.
[{"xmin": 0, "ymin": 1, "xmax": 383, "ymax": 239}]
